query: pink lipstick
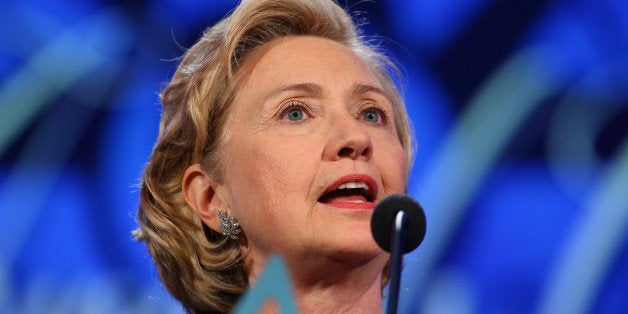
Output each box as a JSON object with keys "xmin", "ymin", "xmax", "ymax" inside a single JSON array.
[{"xmin": 318, "ymin": 174, "xmax": 377, "ymax": 210}]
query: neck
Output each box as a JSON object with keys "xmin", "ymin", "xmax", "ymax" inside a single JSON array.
[{"xmin": 251, "ymin": 252, "xmax": 387, "ymax": 314}]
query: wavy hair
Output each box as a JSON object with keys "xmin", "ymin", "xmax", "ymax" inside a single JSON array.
[{"xmin": 135, "ymin": 0, "xmax": 413, "ymax": 312}]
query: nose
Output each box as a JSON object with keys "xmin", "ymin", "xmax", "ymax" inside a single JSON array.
[{"xmin": 323, "ymin": 115, "xmax": 373, "ymax": 161}]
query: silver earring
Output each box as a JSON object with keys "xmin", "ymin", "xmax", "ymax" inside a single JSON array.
[{"xmin": 217, "ymin": 210, "xmax": 241, "ymax": 240}]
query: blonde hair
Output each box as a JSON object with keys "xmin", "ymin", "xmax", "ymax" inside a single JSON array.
[{"xmin": 136, "ymin": 0, "xmax": 413, "ymax": 312}]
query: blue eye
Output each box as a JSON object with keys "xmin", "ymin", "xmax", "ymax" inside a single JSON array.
[
  {"xmin": 363, "ymin": 110, "xmax": 381, "ymax": 123},
  {"xmin": 286, "ymin": 108, "xmax": 305, "ymax": 121},
  {"xmin": 280, "ymin": 102, "xmax": 309, "ymax": 122}
]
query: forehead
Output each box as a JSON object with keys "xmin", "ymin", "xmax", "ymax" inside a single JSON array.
[{"xmin": 235, "ymin": 36, "xmax": 381, "ymax": 98}]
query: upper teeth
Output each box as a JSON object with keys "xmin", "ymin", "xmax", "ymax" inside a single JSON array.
[{"xmin": 337, "ymin": 182, "xmax": 369, "ymax": 190}]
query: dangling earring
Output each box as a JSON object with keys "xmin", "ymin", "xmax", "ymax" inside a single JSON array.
[{"xmin": 217, "ymin": 210, "xmax": 241, "ymax": 240}]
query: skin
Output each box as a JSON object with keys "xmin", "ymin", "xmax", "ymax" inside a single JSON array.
[{"xmin": 183, "ymin": 36, "xmax": 407, "ymax": 313}]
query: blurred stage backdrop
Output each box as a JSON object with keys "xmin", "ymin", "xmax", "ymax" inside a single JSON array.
[{"xmin": 1, "ymin": 0, "xmax": 627, "ymax": 313}]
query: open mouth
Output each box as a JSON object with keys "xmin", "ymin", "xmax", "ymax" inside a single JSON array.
[{"xmin": 318, "ymin": 175, "xmax": 377, "ymax": 207}]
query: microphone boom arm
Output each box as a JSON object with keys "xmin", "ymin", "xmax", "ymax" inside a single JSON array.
[{"xmin": 387, "ymin": 210, "xmax": 406, "ymax": 314}]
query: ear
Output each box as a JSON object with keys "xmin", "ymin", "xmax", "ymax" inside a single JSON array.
[{"xmin": 182, "ymin": 164, "xmax": 227, "ymax": 234}]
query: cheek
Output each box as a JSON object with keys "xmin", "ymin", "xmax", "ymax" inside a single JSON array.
[
  {"xmin": 223, "ymin": 135, "xmax": 313, "ymax": 216},
  {"xmin": 225, "ymin": 143, "xmax": 280, "ymax": 208},
  {"xmin": 222, "ymin": 135, "xmax": 318, "ymax": 251},
  {"xmin": 376, "ymin": 135, "xmax": 407, "ymax": 193}
]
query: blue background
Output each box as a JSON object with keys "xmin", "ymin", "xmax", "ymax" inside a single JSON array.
[{"xmin": 1, "ymin": 0, "xmax": 626, "ymax": 313}]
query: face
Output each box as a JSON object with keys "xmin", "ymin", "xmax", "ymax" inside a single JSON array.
[{"xmin": 217, "ymin": 36, "xmax": 407, "ymax": 269}]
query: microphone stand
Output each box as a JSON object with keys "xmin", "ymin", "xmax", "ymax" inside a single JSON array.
[{"xmin": 387, "ymin": 210, "xmax": 406, "ymax": 314}]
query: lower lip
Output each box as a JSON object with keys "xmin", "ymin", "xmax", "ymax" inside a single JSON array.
[{"xmin": 321, "ymin": 201, "xmax": 376, "ymax": 210}]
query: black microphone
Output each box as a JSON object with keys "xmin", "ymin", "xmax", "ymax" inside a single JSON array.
[{"xmin": 371, "ymin": 194, "xmax": 426, "ymax": 314}]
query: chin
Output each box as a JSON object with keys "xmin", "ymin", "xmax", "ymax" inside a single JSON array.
[
  {"xmin": 308, "ymin": 217, "xmax": 383, "ymax": 261},
  {"xmin": 327, "ymin": 234, "xmax": 384, "ymax": 263}
]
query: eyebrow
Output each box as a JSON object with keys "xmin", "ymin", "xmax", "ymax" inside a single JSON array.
[
  {"xmin": 351, "ymin": 83, "xmax": 387, "ymax": 98},
  {"xmin": 264, "ymin": 83, "xmax": 323, "ymax": 102},
  {"xmin": 263, "ymin": 82, "xmax": 388, "ymax": 103}
]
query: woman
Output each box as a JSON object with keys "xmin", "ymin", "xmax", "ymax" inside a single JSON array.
[{"xmin": 135, "ymin": 0, "xmax": 414, "ymax": 312}]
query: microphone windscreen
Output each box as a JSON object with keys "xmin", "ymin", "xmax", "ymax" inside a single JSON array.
[{"xmin": 371, "ymin": 194, "xmax": 426, "ymax": 253}]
